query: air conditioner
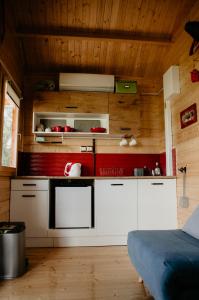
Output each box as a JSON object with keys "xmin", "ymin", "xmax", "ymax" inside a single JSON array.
[{"xmin": 59, "ymin": 73, "xmax": 114, "ymax": 92}]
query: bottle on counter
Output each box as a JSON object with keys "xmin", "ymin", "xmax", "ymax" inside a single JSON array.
[{"xmin": 154, "ymin": 162, "xmax": 161, "ymax": 176}]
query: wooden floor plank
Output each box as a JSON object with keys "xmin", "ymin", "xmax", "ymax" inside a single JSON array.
[{"xmin": 0, "ymin": 246, "xmax": 153, "ymax": 300}]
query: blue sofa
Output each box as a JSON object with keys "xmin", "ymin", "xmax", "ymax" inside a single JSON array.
[{"xmin": 128, "ymin": 229, "xmax": 199, "ymax": 300}]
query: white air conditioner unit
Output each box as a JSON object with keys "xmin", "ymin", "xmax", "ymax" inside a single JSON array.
[{"xmin": 59, "ymin": 73, "xmax": 115, "ymax": 92}]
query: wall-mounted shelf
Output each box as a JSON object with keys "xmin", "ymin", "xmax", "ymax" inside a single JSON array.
[
  {"xmin": 34, "ymin": 132, "xmax": 125, "ymax": 143},
  {"xmin": 33, "ymin": 112, "xmax": 109, "ymax": 135}
]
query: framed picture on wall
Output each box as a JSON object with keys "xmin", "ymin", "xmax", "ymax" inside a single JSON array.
[{"xmin": 180, "ymin": 103, "xmax": 197, "ymax": 129}]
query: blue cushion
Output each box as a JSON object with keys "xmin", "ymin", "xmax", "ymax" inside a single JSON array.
[
  {"xmin": 128, "ymin": 230, "xmax": 199, "ymax": 300},
  {"xmin": 182, "ymin": 205, "xmax": 199, "ymax": 239}
]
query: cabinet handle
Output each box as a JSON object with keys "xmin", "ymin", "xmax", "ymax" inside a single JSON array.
[
  {"xmin": 22, "ymin": 195, "xmax": 36, "ymax": 197},
  {"xmin": 151, "ymin": 183, "xmax": 164, "ymax": 185},
  {"xmin": 120, "ymin": 127, "xmax": 131, "ymax": 131},
  {"xmin": 111, "ymin": 183, "xmax": 124, "ymax": 186},
  {"xmin": 65, "ymin": 106, "xmax": 78, "ymax": 109},
  {"xmin": 23, "ymin": 184, "xmax": 36, "ymax": 186},
  {"xmin": 118, "ymin": 100, "xmax": 125, "ymax": 104}
]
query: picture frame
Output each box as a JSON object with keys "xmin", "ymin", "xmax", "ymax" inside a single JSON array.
[{"xmin": 180, "ymin": 103, "xmax": 197, "ymax": 129}]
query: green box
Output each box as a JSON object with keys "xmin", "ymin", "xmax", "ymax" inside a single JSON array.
[{"xmin": 115, "ymin": 80, "xmax": 137, "ymax": 94}]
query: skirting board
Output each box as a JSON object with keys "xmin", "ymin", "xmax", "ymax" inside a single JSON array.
[{"xmin": 25, "ymin": 236, "xmax": 128, "ymax": 247}]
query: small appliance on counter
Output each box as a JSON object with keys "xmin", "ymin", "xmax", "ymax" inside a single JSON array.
[
  {"xmin": 133, "ymin": 166, "xmax": 150, "ymax": 176},
  {"xmin": 64, "ymin": 162, "xmax": 81, "ymax": 177},
  {"xmin": 133, "ymin": 168, "xmax": 144, "ymax": 176}
]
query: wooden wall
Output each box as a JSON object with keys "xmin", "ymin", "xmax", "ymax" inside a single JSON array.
[
  {"xmin": 0, "ymin": 3, "xmax": 23, "ymax": 221},
  {"xmin": 164, "ymin": 1, "xmax": 199, "ymax": 227},
  {"xmin": 22, "ymin": 75, "xmax": 164, "ymax": 155}
]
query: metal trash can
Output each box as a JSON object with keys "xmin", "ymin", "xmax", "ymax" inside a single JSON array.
[{"xmin": 0, "ymin": 222, "xmax": 26, "ymax": 279}]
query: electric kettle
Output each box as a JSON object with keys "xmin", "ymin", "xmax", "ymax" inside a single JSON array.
[{"xmin": 64, "ymin": 162, "xmax": 81, "ymax": 177}]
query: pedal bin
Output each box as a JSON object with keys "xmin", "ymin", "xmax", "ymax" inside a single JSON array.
[{"xmin": 0, "ymin": 222, "xmax": 26, "ymax": 279}]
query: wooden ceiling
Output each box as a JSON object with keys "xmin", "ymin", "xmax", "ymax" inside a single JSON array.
[{"xmin": 8, "ymin": 0, "xmax": 195, "ymax": 79}]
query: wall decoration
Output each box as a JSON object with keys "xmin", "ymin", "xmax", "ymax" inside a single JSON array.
[
  {"xmin": 191, "ymin": 69, "xmax": 199, "ymax": 82},
  {"xmin": 180, "ymin": 103, "xmax": 197, "ymax": 129}
]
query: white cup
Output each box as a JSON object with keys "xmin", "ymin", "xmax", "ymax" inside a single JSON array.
[
  {"xmin": 119, "ymin": 138, "xmax": 128, "ymax": 146},
  {"xmin": 129, "ymin": 137, "xmax": 137, "ymax": 146}
]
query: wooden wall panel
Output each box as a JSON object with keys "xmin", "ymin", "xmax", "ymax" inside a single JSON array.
[
  {"xmin": 0, "ymin": 177, "xmax": 10, "ymax": 221},
  {"xmin": 165, "ymin": 1, "xmax": 199, "ymax": 227},
  {"xmin": 0, "ymin": 2, "xmax": 24, "ymax": 221}
]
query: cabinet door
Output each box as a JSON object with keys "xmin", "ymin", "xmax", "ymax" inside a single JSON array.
[
  {"xmin": 138, "ymin": 179, "xmax": 177, "ymax": 230},
  {"xmin": 95, "ymin": 180, "xmax": 137, "ymax": 235},
  {"xmin": 33, "ymin": 91, "xmax": 109, "ymax": 113},
  {"xmin": 10, "ymin": 191, "xmax": 49, "ymax": 237},
  {"xmin": 108, "ymin": 93, "xmax": 140, "ymax": 135}
]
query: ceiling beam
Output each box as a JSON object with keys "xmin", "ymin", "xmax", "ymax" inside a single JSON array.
[{"xmin": 16, "ymin": 30, "xmax": 172, "ymax": 46}]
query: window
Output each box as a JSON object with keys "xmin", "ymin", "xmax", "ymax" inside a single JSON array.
[{"xmin": 1, "ymin": 81, "xmax": 20, "ymax": 168}]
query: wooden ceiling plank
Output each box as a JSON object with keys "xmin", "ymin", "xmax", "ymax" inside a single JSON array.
[{"xmin": 16, "ymin": 30, "xmax": 172, "ymax": 46}]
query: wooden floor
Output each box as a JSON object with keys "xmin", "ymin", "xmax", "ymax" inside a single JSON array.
[{"xmin": 0, "ymin": 246, "xmax": 153, "ymax": 300}]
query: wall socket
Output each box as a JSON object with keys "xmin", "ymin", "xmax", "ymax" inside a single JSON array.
[
  {"xmin": 86, "ymin": 146, "xmax": 93, "ymax": 152},
  {"xmin": 80, "ymin": 146, "xmax": 87, "ymax": 152},
  {"xmin": 80, "ymin": 146, "xmax": 93, "ymax": 152}
]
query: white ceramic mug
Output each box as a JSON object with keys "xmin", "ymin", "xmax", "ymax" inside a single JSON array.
[{"xmin": 119, "ymin": 138, "xmax": 128, "ymax": 146}]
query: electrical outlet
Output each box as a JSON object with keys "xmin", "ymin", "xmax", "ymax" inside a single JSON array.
[
  {"xmin": 80, "ymin": 146, "xmax": 87, "ymax": 152},
  {"xmin": 86, "ymin": 146, "xmax": 93, "ymax": 152}
]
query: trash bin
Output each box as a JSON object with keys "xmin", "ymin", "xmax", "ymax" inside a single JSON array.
[{"xmin": 0, "ymin": 222, "xmax": 26, "ymax": 279}]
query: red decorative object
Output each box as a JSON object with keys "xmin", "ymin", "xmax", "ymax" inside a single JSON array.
[
  {"xmin": 191, "ymin": 69, "xmax": 199, "ymax": 82},
  {"xmin": 180, "ymin": 103, "xmax": 197, "ymax": 129},
  {"xmin": 90, "ymin": 127, "xmax": 106, "ymax": 133}
]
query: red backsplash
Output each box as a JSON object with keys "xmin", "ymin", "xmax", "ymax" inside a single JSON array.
[
  {"xmin": 18, "ymin": 151, "xmax": 173, "ymax": 177},
  {"xmin": 18, "ymin": 152, "xmax": 94, "ymax": 176},
  {"xmin": 95, "ymin": 153, "xmax": 161, "ymax": 176},
  {"xmin": 159, "ymin": 149, "xmax": 176, "ymax": 177}
]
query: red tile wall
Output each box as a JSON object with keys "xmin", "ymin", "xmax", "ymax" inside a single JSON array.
[
  {"xmin": 18, "ymin": 152, "xmax": 94, "ymax": 176},
  {"xmin": 159, "ymin": 148, "xmax": 176, "ymax": 176},
  {"xmin": 95, "ymin": 153, "xmax": 161, "ymax": 176},
  {"xmin": 18, "ymin": 152, "xmax": 171, "ymax": 177}
]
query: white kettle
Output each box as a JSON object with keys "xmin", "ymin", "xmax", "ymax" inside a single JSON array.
[{"xmin": 64, "ymin": 162, "xmax": 81, "ymax": 177}]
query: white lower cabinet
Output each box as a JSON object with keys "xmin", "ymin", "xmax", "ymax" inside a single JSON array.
[
  {"xmin": 138, "ymin": 179, "xmax": 177, "ymax": 230},
  {"xmin": 95, "ymin": 180, "xmax": 137, "ymax": 236},
  {"xmin": 10, "ymin": 178, "xmax": 177, "ymax": 247},
  {"xmin": 10, "ymin": 180, "xmax": 49, "ymax": 238}
]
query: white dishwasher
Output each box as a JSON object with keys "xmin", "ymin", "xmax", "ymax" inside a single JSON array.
[
  {"xmin": 55, "ymin": 186, "xmax": 91, "ymax": 228},
  {"xmin": 50, "ymin": 179, "xmax": 94, "ymax": 229}
]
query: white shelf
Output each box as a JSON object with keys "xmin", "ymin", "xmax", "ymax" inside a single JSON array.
[
  {"xmin": 34, "ymin": 132, "xmax": 124, "ymax": 141},
  {"xmin": 33, "ymin": 112, "xmax": 109, "ymax": 136}
]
